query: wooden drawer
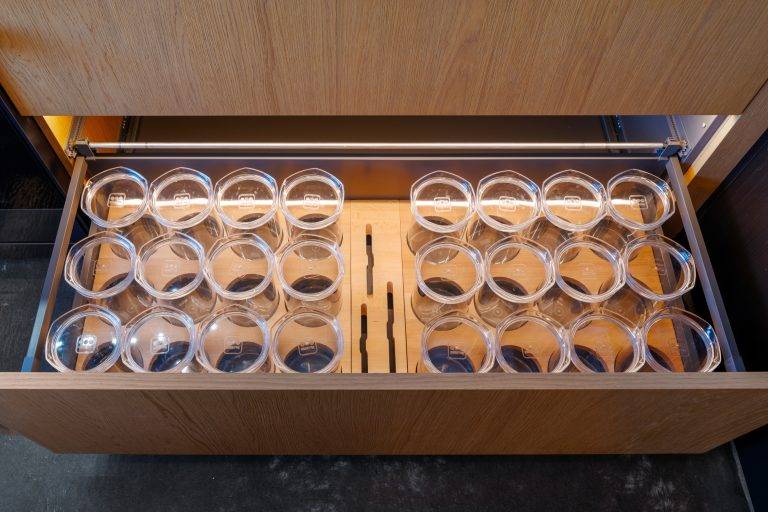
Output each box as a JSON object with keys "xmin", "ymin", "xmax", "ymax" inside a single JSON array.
[{"xmin": 2, "ymin": 152, "xmax": 767, "ymax": 455}]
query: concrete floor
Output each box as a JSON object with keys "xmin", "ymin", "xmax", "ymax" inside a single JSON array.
[{"xmin": 0, "ymin": 244, "xmax": 752, "ymax": 511}]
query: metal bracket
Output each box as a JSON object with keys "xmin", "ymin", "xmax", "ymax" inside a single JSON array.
[
  {"xmin": 73, "ymin": 139, "xmax": 95, "ymax": 158},
  {"xmin": 656, "ymin": 137, "xmax": 687, "ymax": 159}
]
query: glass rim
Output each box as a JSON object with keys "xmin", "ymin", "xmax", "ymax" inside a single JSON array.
[
  {"xmin": 270, "ymin": 309, "xmax": 344, "ymax": 374},
  {"xmin": 276, "ymin": 235, "xmax": 345, "ymax": 301},
  {"xmin": 204, "ymin": 233, "xmax": 275, "ymax": 300},
  {"xmin": 279, "ymin": 168, "xmax": 345, "ymax": 230},
  {"xmin": 623, "ymin": 234, "xmax": 696, "ymax": 301},
  {"xmin": 195, "ymin": 305, "xmax": 271, "ymax": 373},
  {"xmin": 410, "ymin": 170, "xmax": 475, "ymax": 233},
  {"xmin": 495, "ymin": 310, "xmax": 569, "ymax": 373},
  {"xmin": 569, "ymin": 311, "xmax": 643, "ymax": 373},
  {"xmin": 149, "ymin": 167, "xmax": 214, "ymax": 229},
  {"xmin": 642, "ymin": 307, "xmax": 720, "ymax": 373},
  {"xmin": 81, "ymin": 166, "xmax": 149, "ymax": 228},
  {"xmin": 415, "ymin": 236, "xmax": 484, "ymax": 304},
  {"xmin": 214, "ymin": 167, "xmax": 279, "ymax": 229},
  {"xmin": 64, "ymin": 232, "xmax": 136, "ymax": 299},
  {"xmin": 476, "ymin": 170, "xmax": 541, "ymax": 232},
  {"xmin": 542, "ymin": 169, "xmax": 607, "ymax": 232},
  {"xmin": 606, "ymin": 169, "xmax": 676, "ymax": 231},
  {"xmin": 420, "ymin": 314, "xmax": 495, "ymax": 374},
  {"xmin": 46, "ymin": 304, "xmax": 122, "ymax": 373},
  {"xmin": 136, "ymin": 232, "xmax": 206, "ymax": 300},
  {"xmin": 121, "ymin": 305, "xmax": 197, "ymax": 373},
  {"xmin": 554, "ymin": 236, "xmax": 625, "ymax": 303},
  {"xmin": 485, "ymin": 236, "xmax": 555, "ymax": 303}
]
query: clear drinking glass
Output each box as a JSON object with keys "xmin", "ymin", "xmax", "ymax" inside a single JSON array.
[
  {"xmin": 280, "ymin": 168, "xmax": 344, "ymax": 245},
  {"xmin": 412, "ymin": 237, "xmax": 484, "ymax": 324},
  {"xmin": 196, "ymin": 305, "xmax": 272, "ymax": 373},
  {"xmin": 150, "ymin": 167, "xmax": 214, "ymax": 229},
  {"xmin": 467, "ymin": 171, "xmax": 541, "ymax": 254},
  {"xmin": 475, "ymin": 237, "xmax": 555, "ymax": 326},
  {"xmin": 407, "ymin": 171, "xmax": 474, "ymax": 254},
  {"xmin": 642, "ymin": 308, "xmax": 721, "ymax": 372},
  {"xmin": 542, "ymin": 170, "xmax": 607, "ymax": 232},
  {"xmin": 569, "ymin": 311, "xmax": 643, "ymax": 373},
  {"xmin": 588, "ymin": 217, "xmax": 636, "ymax": 255},
  {"xmin": 496, "ymin": 311, "xmax": 569, "ymax": 373},
  {"xmin": 526, "ymin": 217, "xmax": 572, "ymax": 257},
  {"xmin": 277, "ymin": 234, "xmax": 344, "ymax": 317},
  {"xmin": 81, "ymin": 167, "xmax": 149, "ymax": 228},
  {"xmin": 623, "ymin": 234, "xmax": 696, "ymax": 301},
  {"xmin": 64, "ymin": 232, "xmax": 137, "ymax": 299},
  {"xmin": 177, "ymin": 214, "xmax": 223, "ymax": 255},
  {"xmin": 607, "ymin": 169, "xmax": 676, "ymax": 231},
  {"xmin": 45, "ymin": 304, "xmax": 122, "ymax": 372},
  {"xmin": 271, "ymin": 309, "xmax": 344, "ymax": 373},
  {"xmin": 598, "ymin": 285, "xmax": 654, "ymax": 327},
  {"xmin": 536, "ymin": 276, "xmax": 591, "ymax": 327},
  {"xmin": 215, "ymin": 168, "xmax": 283, "ymax": 251},
  {"xmin": 122, "ymin": 306, "xmax": 197, "ymax": 373},
  {"xmin": 554, "ymin": 236, "xmax": 625, "ymax": 303},
  {"xmin": 114, "ymin": 214, "xmax": 166, "ymax": 253},
  {"xmin": 418, "ymin": 314, "xmax": 494, "ymax": 373},
  {"xmin": 204, "ymin": 234, "xmax": 279, "ymax": 320},
  {"xmin": 135, "ymin": 232, "xmax": 215, "ymax": 322}
]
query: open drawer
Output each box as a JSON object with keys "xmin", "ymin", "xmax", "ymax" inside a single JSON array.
[{"xmin": 2, "ymin": 148, "xmax": 768, "ymax": 455}]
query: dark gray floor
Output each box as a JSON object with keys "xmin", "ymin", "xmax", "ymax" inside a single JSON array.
[{"xmin": 0, "ymin": 242, "xmax": 752, "ymax": 511}]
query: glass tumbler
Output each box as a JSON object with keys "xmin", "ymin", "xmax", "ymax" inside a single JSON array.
[
  {"xmin": 64, "ymin": 232, "xmax": 137, "ymax": 300},
  {"xmin": 45, "ymin": 304, "xmax": 122, "ymax": 372},
  {"xmin": 122, "ymin": 306, "xmax": 197, "ymax": 373},
  {"xmin": 642, "ymin": 308, "xmax": 721, "ymax": 372},
  {"xmin": 418, "ymin": 314, "xmax": 494, "ymax": 373},
  {"xmin": 277, "ymin": 234, "xmax": 344, "ymax": 317},
  {"xmin": 607, "ymin": 169, "xmax": 676, "ymax": 231},
  {"xmin": 569, "ymin": 311, "xmax": 643, "ymax": 373},
  {"xmin": 536, "ymin": 277, "xmax": 591, "ymax": 327},
  {"xmin": 196, "ymin": 305, "xmax": 271, "ymax": 373},
  {"xmin": 204, "ymin": 234, "xmax": 279, "ymax": 320},
  {"xmin": 407, "ymin": 171, "xmax": 475, "ymax": 254},
  {"xmin": 542, "ymin": 170, "xmax": 607, "ymax": 232},
  {"xmin": 412, "ymin": 237, "xmax": 484, "ymax": 325},
  {"xmin": 554, "ymin": 236, "xmax": 625, "ymax": 303},
  {"xmin": 280, "ymin": 168, "xmax": 344, "ymax": 245},
  {"xmin": 81, "ymin": 167, "xmax": 149, "ymax": 228},
  {"xmin": 271, "ymin": 309, "xmax": 344, "ymax": 373},
  {"xmin": 496, "ymin": 311, "xmax": 569, "ymax": 373},
  {"xmin": 623, "ymin": 234, "xmax": 696, "ymax": 302},
  {"xmin": 150, "ymin": 167, "xmax": 214, "ymax": 230},
  {"xmin": 466, "ymin": 170, "xmax": 541, "ymax": 254},
  {"xmin": 475, "ymin": 237, "xmax": 555, "ymax": 327},
  {"xmin": 215, "ymin": 168, "xmax": 283, "ymax": 251},
  {"xmin": 135, "ymin": 232, "xmax": 216, "ymax": 322}
]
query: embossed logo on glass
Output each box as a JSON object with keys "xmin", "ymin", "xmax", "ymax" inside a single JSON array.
[
  {"xmin": 302, "ymin": 193, "xmax": 321, "ymax": 210},
  {"xmin": 498, "ymin": 195, "xmax": 517, "ymax": 212},
  {"xmin": 150, "ymin": 334, "xmax": 170, "ymax": 354},
  {"xmin": 299, "ymin": 341, "xmax": 319, "ymax": 356},
  {"xmin": 447, "ymin": 346, "xmax": 467, "ymax": 360},
  {"xmin": 564, "ymin": 195, "xmax": 582, "ymax": 211},
  {"xmin": 237, "ymin": 193, "xmax": 256, "ymax": 209},
  {"xmin": 173, "ymin": 191, "xmax": 191, "ymax": 209},
  {"xmin": 629, "ymin": 194, "xmax": 648, "ymax": 210},
  {"xmin": 107, "ymin": 192, "xmax": 126, "ymax": 208},
  {"xmin": 433, "ymin": 196, "xmax": 452, "ymax": 213},
  {"xmin": 161, "ymin": 260, "xmax": 179, "ymax": 277},
  {"xmin": 75, "ymin": 334, "xmax": 97, "ymax": 354},
  {"xmin": 224, "ymin": 339, "xmax": 243, "ymax": 355}
]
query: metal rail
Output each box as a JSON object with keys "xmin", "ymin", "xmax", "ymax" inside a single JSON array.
[{"xmin": 77, "ymin": 140, "xmax": 675, "ymax": 155}]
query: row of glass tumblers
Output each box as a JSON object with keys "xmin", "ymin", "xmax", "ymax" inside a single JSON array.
[
  {"xmin": 408, "ymin": 170, "xmax": 721, "ymax": 374},
  {"xmin": 47, "ymin": 166, "xmax": 348, "ymax": 373}
]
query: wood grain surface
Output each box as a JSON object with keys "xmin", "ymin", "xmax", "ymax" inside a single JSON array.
[
  {"xmin": 1, "ymin": 373, "xmax": 768, "ymax": 454},
  {"xmin": 2, "ymin": 1, "xmax": 768, "ymax": 115}
]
